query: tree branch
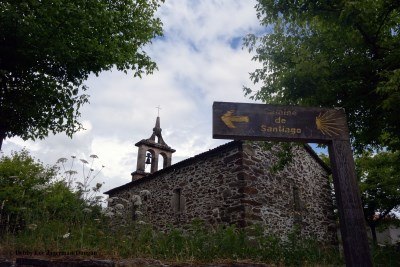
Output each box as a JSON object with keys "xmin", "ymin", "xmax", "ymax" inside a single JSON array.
[{"xmin": 374, "ymin": 3, "xmax": 397, "ymax": 42}]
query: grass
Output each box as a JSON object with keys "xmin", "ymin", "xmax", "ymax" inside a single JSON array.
[
  {"xmin": 0, "ymin": 219, "xmax": 344, "ymax": 266},
  {"xmin": 1, "ymin": 218, "xmax": 399, "ymax": 266}
]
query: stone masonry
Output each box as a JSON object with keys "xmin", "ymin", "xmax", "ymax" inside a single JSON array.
[{"xmin": 105, "ymin": 141, "xmax": 337, "ymax": 244}]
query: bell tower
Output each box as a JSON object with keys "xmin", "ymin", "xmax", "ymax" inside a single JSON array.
[{"xmin": 131, "ymin": 116, "xmax": 175, "ymax": 181}]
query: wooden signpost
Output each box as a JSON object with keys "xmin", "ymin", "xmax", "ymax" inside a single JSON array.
[{"xmin": 213, "ymin": 101, "xmax": 372, "ymax": 266}]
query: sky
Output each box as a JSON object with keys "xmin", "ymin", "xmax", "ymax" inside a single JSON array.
[{"xmin": 2, "ymin": 0, "xmax": 265, "ymax": 195}]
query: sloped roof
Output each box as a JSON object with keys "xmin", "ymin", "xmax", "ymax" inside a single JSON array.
[{"xmin": 104, "ymin": 141, "xmax": 330, "ymax": 195}]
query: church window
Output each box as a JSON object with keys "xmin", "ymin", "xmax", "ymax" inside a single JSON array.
[
  {"xmin": 172, "ymin": 188, "xmax": 183, "ymax": 213},
  {"xmin": 292, "ymin": 185, "xmax": 302, "ymax": 224}
]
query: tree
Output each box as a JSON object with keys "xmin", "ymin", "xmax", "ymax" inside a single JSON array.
[
  {"xmin": 0, "ymin": 149, "xmax": 102, "ymax": 235},
  {"xmin": 356, "ymin": 151, "xmax": 400, "ymax": 245},
  {"xmin": 320, "ymin": 151, "xmax": 400, "ymax": 245},
  {"xmin": 244, "ymin": 0, "xmax": 400, "ymax": 152},
  {"xmin": 0, "ymin": 149, "xmax": 55, "ymax": 232},
  {"xmin": 0, "ymin": 0, "xmax": 164, "ymax": 149}
]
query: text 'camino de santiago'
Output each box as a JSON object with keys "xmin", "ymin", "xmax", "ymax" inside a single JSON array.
[{"xmin": 261, "ymin": 109, "xmax": 301, "ymax": 135}]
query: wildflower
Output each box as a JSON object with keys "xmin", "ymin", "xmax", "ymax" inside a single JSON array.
[
  {"xmin": 63, "ymin": 233, "xmax": 70, "ymax": 238},
  {"xmin": 105, "ymin": 212, "xmax": 114, "ymax": 218},
  {"xmin": 135, "ymin": 210, "xmax": 143, "ymax": 216},
  {"xmin": 90, "ymin": 154, "xmax": 98, "ymax": 159},
  {"xmin": 134, "ymin": 199, "xmax": 142, "ymax": 206},
  {"xmin": 131, "ymin": 195, "xmax": 142, "ymax": 206},
  {"xmin": 37, "ymin": 172, "xmax": 48, "ymax": 179},
  {"xmin": 103, "ymin": 207, "xmax": 114, "ymax": 213},
  {"xmin": 27, "ymin": 224, "xmax": 37, "ymax": 230},
  {"xmin": 94, "ymin": 183, "xmax": 102, "ymax": 190},
  {"xmin": 106, "ymin": 197, "xmax": 119, "ymax": 204},
  {"xmin": 212, "ymin": 208, "xmax": 220, "ymax": 216},
  {"xmin": 32, "ymin": 184, "xmax": 47, "ymax": 191},
  {"xmin": 139, "ymin": 190, "xmax": 151, "ymax": 196},
  {"xmin": 120, "ymin": 198, "xmax": 130, "ymax": 204},
  {"xmin": 115, "ymin": 203, "xmax": 124, "ymax": 210},
  {"xmin": 80, "ymin": 159, "xmax": 89, "ymax": 164},
  {"xmin": 56, "ymin": 158, "xmax": 68, "ymax": 164},
  {"xmin": 82, "ymin": 208, "xmax": 92, "ymax": 213}
]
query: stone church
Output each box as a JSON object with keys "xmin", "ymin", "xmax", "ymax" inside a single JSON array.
[{"xmin": 105, "ymin": 116, "xmax": 337, "ymax": 243}]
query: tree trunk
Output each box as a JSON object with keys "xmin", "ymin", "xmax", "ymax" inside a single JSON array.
[
  {"xmin": 370, "ymin": 224, "xmax": 378, "ymax": 245},
  {"xmin": 0, "ymin": 126, "xmax": 5, "ymax": 151}
]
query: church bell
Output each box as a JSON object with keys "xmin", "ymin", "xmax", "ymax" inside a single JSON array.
[{"xmin": 145, "ymin": 153, "xmax": 152, "ymax": 164}]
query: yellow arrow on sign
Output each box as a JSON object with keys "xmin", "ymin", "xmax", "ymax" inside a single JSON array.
[{"xmin": 221, "ymin": 110, "xmax": 249, "ymax": 128}]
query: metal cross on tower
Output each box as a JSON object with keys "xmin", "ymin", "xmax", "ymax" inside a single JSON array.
[{"xmin": 156, "ymin": 105, "xmax": 162, "ymax": 116}]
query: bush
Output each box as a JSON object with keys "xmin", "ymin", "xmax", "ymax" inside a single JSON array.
[{"xmin": 0, "ymin": 150, "xmax": 102, "ymax": 241}]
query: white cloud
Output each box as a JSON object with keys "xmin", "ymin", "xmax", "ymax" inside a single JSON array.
[{"xmin": 2, "ymin": 0, "xmax": 262, "ymax": 193}]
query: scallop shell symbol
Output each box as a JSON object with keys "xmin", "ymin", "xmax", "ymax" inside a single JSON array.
[{"xmin": 316, "ymin": 110, "xmax": 345, "ymax": 137}]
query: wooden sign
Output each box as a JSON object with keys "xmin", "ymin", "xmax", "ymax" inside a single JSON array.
[
  {"xmin": 213, "ymin": 102, "xmax": 349, "ymax": 142},
  {"xmin": 213, "ymin": 101, "xmax": 372, "ymax": 267}
]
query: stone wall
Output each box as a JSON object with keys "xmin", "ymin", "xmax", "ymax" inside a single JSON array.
[
  {"xmin": 240, "ymin": 143, "xmax": 337, "ymax": 243},
  {"xmin": 108, "ymin": 144, "xmax": 246, "ymax": 230},
  {"xmin": 107, "ymin": 141, "xmax": 336, "ymax": 244}
]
